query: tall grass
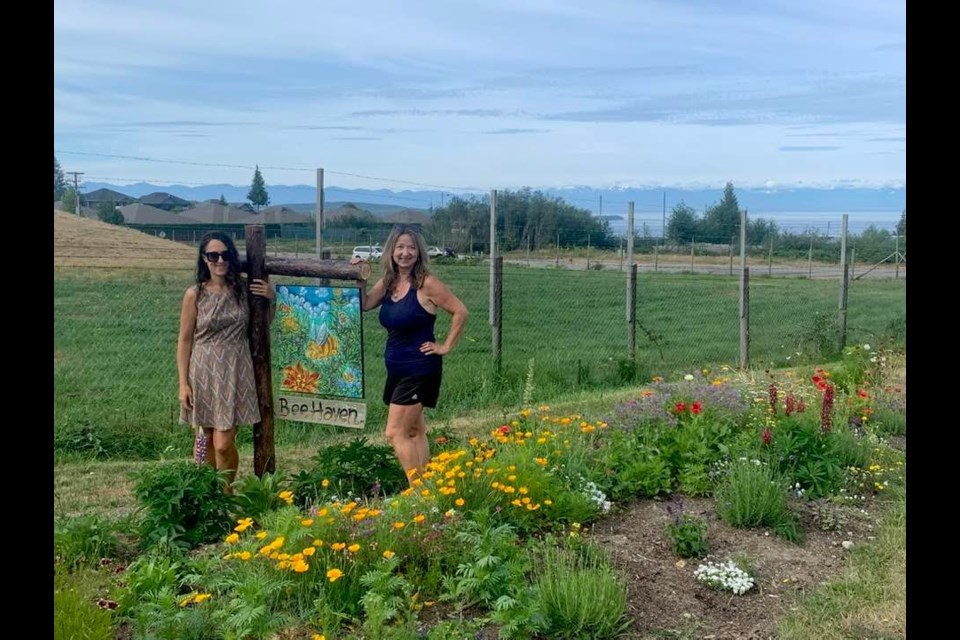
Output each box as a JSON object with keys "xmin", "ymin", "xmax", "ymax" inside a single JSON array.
[{"xmin": 54, "ymin": 264, "xmax": 905, "ymax": 459}]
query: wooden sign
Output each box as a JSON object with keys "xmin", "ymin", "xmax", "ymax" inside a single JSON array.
[{"xmin": 276, "ymin": 395, "xmax": 366, "ymax": 429}]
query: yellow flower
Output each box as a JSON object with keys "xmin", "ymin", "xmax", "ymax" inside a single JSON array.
[
  {"xmin": 303, "ymin": 547, "xmax": 316, "ymax": 556},
  {"xmin": 278, "ymin": 490, "xmax": 294, "ymax": 505},
  {"xmin": 255, "ymin": 531, "xmax": 267, "ymax": 540},
  {"xmin": 317, "ymin": 508, "xmax": 329, "ymax": 517},
  {"xmin": 225, "ymin": 533, "xmax": 240, "ymax": 545},
  {"xmin": 326, "ymin": 568, "xmax": 344, "ymax": 582},
  {"xmin": 455, "ymin": 498, "xmax": 465, "ymax": 507},
  {"xmin": 331, "ymin": 542, "xmax": 346, "ymax": 551},
  {"xmin": 347, "ymin": 543, "xmax": 361, "ymax": 553},
  {"xmin": 301, "ymin": 519, "xmax": 314, "ymax": 526},
  {"xmin": 322, "ymin": 479, "xmax": 330, "ymax": 488},
  {"xmin": 193, "ymin": 593, "xmax": 211, "ymax": 604},
  {"xmin": 312, "ymin": 539, "xmax": 324, "ymax": 546},
  {"xmin": 293, "ymin": 560, "xmax": 310, "ymax": 573},
  {"xmin": 393, "ymin": 521, "xmax": 406, "ymax": 530},
  {"xmin": 544, "ymin": 499, "xmax": 553, "ymax": 506},
  {"xmin": 413, "ymin": 514, "xmax": 425, "ymax": 524},
  {"xmin": 234, "ymin": 517, "xmax": 254, "ymax": 532},
  {"xmin": 312, "ymin": 635, "xmax": 326, "ymax": 640},
  {"xmin": 535, "ymin": 457, "xmax": 547, "ymax": 465},
  {"xmin": 383, "ymin": 550, "xmax": 396, "ymax": 559},
  {"xmin": 236, "ymin": 551, "xmax": 252, "ymax": 561}
]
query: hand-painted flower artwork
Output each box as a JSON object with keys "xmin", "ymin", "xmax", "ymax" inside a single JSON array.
[{"xmin": 274, "ymin": 286, "xmax": 364, "ymax": 398}]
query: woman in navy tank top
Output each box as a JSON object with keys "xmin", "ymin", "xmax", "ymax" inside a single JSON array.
[{"xmin": 352, "ymin": 226, "xmax": 469, "ymax": 484}]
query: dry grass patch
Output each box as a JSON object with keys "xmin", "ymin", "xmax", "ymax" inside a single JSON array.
[{"xmin": 54, "ymin": 210, "xmax": 196, "ymax": 269}]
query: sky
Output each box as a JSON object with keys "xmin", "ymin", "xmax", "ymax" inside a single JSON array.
[{"xmin": 54, "ymin": 0, "xmax": 906, "ymax": 194}]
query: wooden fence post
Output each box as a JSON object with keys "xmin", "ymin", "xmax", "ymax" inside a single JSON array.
[{"xmin": 246, "ymin": 225, "xmax": 275, "ymax": 476}]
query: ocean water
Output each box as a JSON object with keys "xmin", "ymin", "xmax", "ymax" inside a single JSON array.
[{"xmin": 606, "ymin": 211, "xmax": 902, "ymax": 238}]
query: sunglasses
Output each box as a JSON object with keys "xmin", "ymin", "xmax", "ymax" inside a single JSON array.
[{"xmin": 203, "ymin": 251, "xmax": 231, "ymax": 263}]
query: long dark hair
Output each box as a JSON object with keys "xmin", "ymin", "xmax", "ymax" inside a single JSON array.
[
  {"xmin": 195, "ymin": 231, "xmax": 244, "ymax": 304},
  {"xmin": 381, "ymin": 225, "xmax": 431, "ymax": 293}
]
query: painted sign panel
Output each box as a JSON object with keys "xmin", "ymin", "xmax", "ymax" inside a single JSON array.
[
  {"xmin": 276, "ymin": 395, "xmax": 366, "ymax": 429},
  {"xmin": 273, "ymin": 285, "xmax": 365, "ymax": 427}
]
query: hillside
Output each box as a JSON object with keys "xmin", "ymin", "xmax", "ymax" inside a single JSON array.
[{"xmin": 54, "ymin": 210, "xmax": 197, "ymax": 269}]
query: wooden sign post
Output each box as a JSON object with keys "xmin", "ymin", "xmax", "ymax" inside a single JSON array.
[{"xmin": 243, "ymin": 225, "xmax": 371, "ymax": 477}]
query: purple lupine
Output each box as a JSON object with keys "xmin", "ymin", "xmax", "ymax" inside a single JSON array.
[
  {"xmin": 784, "ymin": 393, "xmax": 796, "ymax": 416},
  {"xmin": 194, "ymin": 429, "xmax": 208, "ymax": 464}
]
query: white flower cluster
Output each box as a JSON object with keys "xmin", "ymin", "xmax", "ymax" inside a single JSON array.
[
  {"xmin": 581, "ymin": 479, "xmax": 612, "ymax": 513},
  {"xmin": 693, "ymin": 559, "xmax": 755, "ymax": 595}
]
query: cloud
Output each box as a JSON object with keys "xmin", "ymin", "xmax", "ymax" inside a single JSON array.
[
  {"xmin": 779, "ymin": 146, "xmax": 842, "ymax": 152},
  {"xmin": 481, "ymin": 128, "xmax": 549, "ymax": 135}
]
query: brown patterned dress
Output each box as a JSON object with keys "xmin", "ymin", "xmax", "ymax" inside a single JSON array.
[{"xmin": 179, "ymin": 286, "xmax": 260, "ymax": 430}]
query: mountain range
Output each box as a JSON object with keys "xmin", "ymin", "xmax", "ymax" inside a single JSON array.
[{"xmin": 82, "ymin": 182, "xmax": 906, "ymax": 219}]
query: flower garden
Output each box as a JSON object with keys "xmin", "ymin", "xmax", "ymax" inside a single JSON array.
[{"xmin": 54, "ymin": 341, "xmax": 906, "ymax": 639}]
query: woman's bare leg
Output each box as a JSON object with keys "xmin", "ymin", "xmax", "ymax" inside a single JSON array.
[
  {"xmin": 211, "ymin": 427, "xmax": 239, "ymax": 485},
  {"xmin": 385, "ymin": 403, "xmax": 430, "ymax": 483}
]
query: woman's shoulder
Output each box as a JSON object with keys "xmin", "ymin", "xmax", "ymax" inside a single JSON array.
[
  {"xmin": 420, "ymin": 273, "xmax": 447, "ymax": 290},
  {"xmin": 183, "ymin": 285, "xmax": 199, "ymax": 300}
]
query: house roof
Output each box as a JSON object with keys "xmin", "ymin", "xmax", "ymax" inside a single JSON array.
[
  {"xmin": 179, "ymin": 202, "xmax": 262, "ymax": 224},
  {"xmin": 138, "ymin": 192, "xmax": 192, "ymax": 207},
  {"xmin": 258, "ymin": 205, "xmax": 314, "ymax": 224},
  {"xmin": 118, "ymin": 203, "xmax": 203, "ymax": 225},
  {"xmin": 385, "ymin": 209, "xmax": 432, "ymax": 224},
  {"xmin": 81, "ymin": 188, "xmax": 136, "ymax": 205}
]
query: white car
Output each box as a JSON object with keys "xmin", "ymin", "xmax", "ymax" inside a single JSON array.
[
  {"xmin": 427, "ymin": 246, "xmax": 445, "ymax": 258},
  {"xmin": 351, "ymin": 245, "xmax": 383, "ymax": 260}
]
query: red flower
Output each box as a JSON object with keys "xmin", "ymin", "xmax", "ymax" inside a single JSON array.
[
  {"xmin": 495, "ymin": 425, "xmax": 511, "ymax": 435},
  {"xmin": 672, "ymin": 402, "xmax": 687, "ymax": 415},
  {"xmin": 691, "ymin": 401, "xmax": 703, "ymax": 415},
  {"xmin": 856, "ymin": 388, "xmax": 868, "ymax": 399},
  {"xmin": 760, "ymin": 427, "xmax": 773, "ymax": 446}
]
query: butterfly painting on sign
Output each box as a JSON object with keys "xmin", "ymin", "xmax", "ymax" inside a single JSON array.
[{"xmin": 273, "ymin": 285, "xmax": 364, "ymax": 399}]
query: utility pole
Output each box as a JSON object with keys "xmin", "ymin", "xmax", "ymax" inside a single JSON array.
[{"xmin": 66, "ymin": 172, "xmax": 84, "ymax": 216}]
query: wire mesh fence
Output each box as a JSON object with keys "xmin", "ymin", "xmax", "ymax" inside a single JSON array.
[{"xmin": 54, "ymin": 251, "xmax": 906, "ymax": 459}]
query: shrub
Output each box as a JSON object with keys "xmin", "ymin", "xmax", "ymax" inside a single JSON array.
[
  {"xmin": 530, "ymin": 542, "xmax": 630, "ymax": 639},
  {"xmin": 715, "ymin": 459, "xmax": 803, "ymax": 543},
  {"xmin": 664, "ymin": 507, "xmax": 709, "ymax": 559},
  {"xmin": 289, "ymin": 437, "xmax": 407, "ymax": 507},
  {"xmin": 133, "ymin": 460, "xmax": 235, "ymax": 550}
]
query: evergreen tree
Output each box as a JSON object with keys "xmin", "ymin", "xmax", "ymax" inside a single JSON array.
[
  {"xmin": 218, "ymin": 193, "xmax": 228, "ymax": 206},
  {"xmin": 54, "ymin": 155, "xmax": 66, "ymax": 201},
  {"xmin": 701, "ymin": 182, "xmax": 741, "ymax": 243},
  {"xmin": 666, "ymin": 202, "xmax": 699, "ymax": 244},
  {"xmin": 247, "ymin": 166, "xmax": 270, "ymax": 211},
  {"xmin": 896, "ymin": 209, "xmax": 905, "ymax": 237}
]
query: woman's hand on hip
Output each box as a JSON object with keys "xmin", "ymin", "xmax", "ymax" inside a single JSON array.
[{"xmin": 420, "ymin": 341, "xmax": 448, "ymax": 356}]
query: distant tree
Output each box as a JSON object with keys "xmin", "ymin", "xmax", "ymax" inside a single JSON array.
[
  {"xmin": 54, "ymin": 155, "xmax": 67, "ymax": 201},
  {"xmin": 666, "ymin": 202, "xmax": 699, "ymax": 244},
  {"xmin": 218, "ymin": 193, "xmax": 228, "ymax": 206},
  {"xmin": 896, "ymin": 209, "xmax": 906, "ymax": 237},
  {"xmin": 701, "ymin": 182, "xmax": 741, "ymax": 243},
  {"xmin": 247, "ymin": 165, "xmax": 270, "ymax": 211},
  {"xmin": 62, "ymin": 187, "xmax": 78, "ymax": 214},
  {"xmin": 96, "ymin": 201, "xmax": 124, "ymax": 225}
]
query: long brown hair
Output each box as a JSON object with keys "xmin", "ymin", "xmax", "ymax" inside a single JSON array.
[{"xmin": 381, "ymin": 225, "xmax": 431, "ymax": 293}]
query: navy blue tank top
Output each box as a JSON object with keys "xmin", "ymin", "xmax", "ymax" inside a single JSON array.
[{"xmin": 379, "ymin": 286, "xmax": 441, "ymax": 376}]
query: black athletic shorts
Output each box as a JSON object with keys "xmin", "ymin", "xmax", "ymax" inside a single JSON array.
[{"xmin": 383, "ymin": 370, "xmax": 443, "ymax": 407}]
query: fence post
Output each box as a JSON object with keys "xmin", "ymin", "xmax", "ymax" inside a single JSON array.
[
  {"xmin": 768, "ymin": 236, "xmax": 774, "ymax": 276},
  {"xmin": 493, "ymin": 256, "xmax": 503, "ymax": 374},
  {"xmin": 739, "ymin": 267, "xmax": 750, "ymax": 371},
  {"xmin": 690, "ymin": 236, "xmax": 695, "ymax": 272},
  {"xmin": 838, "ymin": 214, "xmax": 849, "ymax": 351},
  {"xmin": 627, "ymin": 263, "xmax": 637, "ymax": 363},
  {"xmin": 245, "ymin": 225, "xmax": 276, "ymax": 477},
  {"xmin": 489, "ymin": 190, "xmax": 500, "ymax": 373},
  {"xmin": 738, "ymin": 209, "xmax": 749, "ymax": 371}
]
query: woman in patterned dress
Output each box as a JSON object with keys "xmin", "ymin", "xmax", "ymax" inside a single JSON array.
[{"xmin": 177, "ymin": 231, "xmax": 274, "ymax": 484}]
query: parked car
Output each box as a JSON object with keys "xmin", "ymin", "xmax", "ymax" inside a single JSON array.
[
  {"xmin": 428, "ymin": 246, "xmax": 457, "ymax": 258},
  {"xmin": 351, "ymin": 245, "xmax": 383, "ymax": 260}
]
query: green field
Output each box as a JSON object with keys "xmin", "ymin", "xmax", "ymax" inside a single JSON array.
[{"xmin": 54, "ymin": 264, "xmax": 906, "ymax": 459}]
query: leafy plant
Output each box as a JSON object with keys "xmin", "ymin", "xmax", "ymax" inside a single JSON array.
[
  {"xmin": 232, "ymin": 471, "xmax": 288, "ymax": 518},
  {"xmin": 715, "ymin": 459, "xmax": 803, "ymax": 543},
  {"xmin": 290, "ymin": 437, "xmax": 407, "ymax": 507},
  {"xmin": 54, "ymin": 514, "xmax": 121, "ymax": 569},
  {"xmin": 133, "ymin": 460, "xmax": 235, "ymax": 550},
  {"xmin": 529, "ymin": 542, "xmax": 630, "ymax": 639},
  {"xmin": 664, "ymin": 501, "xmax": 709, "ymax": 559}
]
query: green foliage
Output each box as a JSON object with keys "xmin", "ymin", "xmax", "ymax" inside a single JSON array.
[
  {"xmin": 529, "ymin": 542, "xmax": 630, "ymax": 640},
  {"xmin": 54, "ymin": 155, "xmax": 67, "ymax": 201},
  {"xmin": 441, "ymin": 519, "xmax": 529, "ymax": 613},
  {"xmin": 247, "ymin": 164, "xmax": 270, "ymax": 211},
  {"xmin": 700, "ymin": 182, "xmax": 741, "ymax": 244},
  {"xmin": 54, "ymin": 565, "xmax": 116, "ymax": 640},
  {"xmin": 715, "ymin": 459, "xmax": 803, "ymax": 543},
  {"xmin": 133, "ymin": 460, "xmax": 235, "ymax": 550},
  {"xmin": 667, "ymin": 202, "xmax": 698, "ymax": 244},
  {"xmin": 359, "ymin": 556, "xmax": 418, "ymax": 639},
  {"xmin": 596, "ymin": 431, "xmax": 672, "ymax": 499},
  {"xmin": 289, "ymin": 437, "xmax": 408, "ymax": 506},
  {"xmin": 62, "ymin": 186, "xmax": 78, "ymax": 212},
  {"xmin": 665, "ymin": 513, "xmax": 709, "ymax": 559},
  {"xmin": 96, "ymin": 201, "xmax": 124, "ymax": 225},
  {"xmin": 54, "ymin": 422, "xmax": 186, "ymax": 460},
  {"xmin": 232, "ymin": 471, "xmax": 287, "ymax": 518},
  {"xmin": 55, "ymin": 514, "xmax": 121, "ymax": 569},
  {"xmin": 796, "ymin": 311, "xmax": 841, "ymax": 359},
  {"xmin": 218, "ymin": 193, "xmax": 228, "ymax": 205}
]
